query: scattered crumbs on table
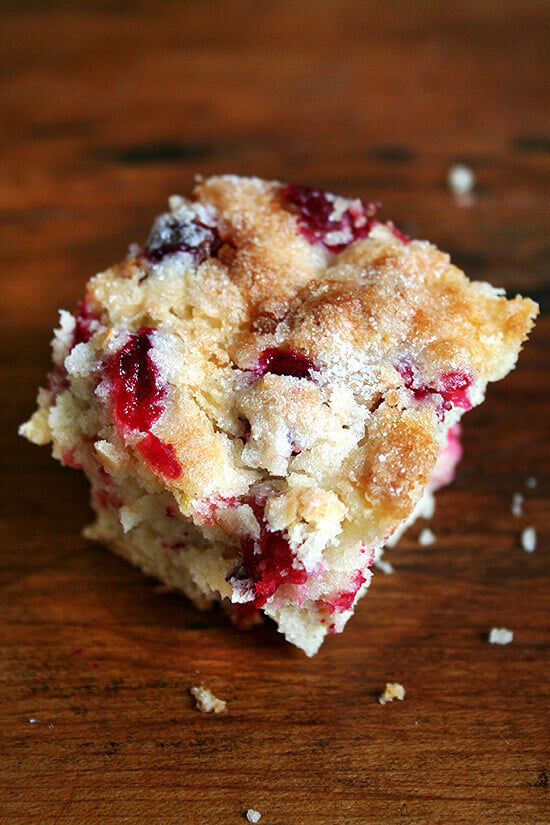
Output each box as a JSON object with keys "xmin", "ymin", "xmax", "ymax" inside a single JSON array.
[
  {"xmin": 190, "ymin": 684, "xmax": 227, "ymax": 714},
  {"xmin": 246, "ymin": 810, "xmax": 262, "ymax": 823},
  {"xmin": 418, "ymin": 527, "xmax": 435, "ymax": 546},
  {"xmin": 379, "ymin": 682, "xmax": 406, "ymax": 705},
  {"xmin": 488, "ymin": 627, "xmax": 514, "ymax": 645},
  {"xmin": 521, "ymin": 527, "xmax": 537, "ymax": 553},
  {"xmin": 28, "ymin": 718, "xmax": 36, "ymax": 724},
  {"xmin": 374, "ymin": 558, "xmax": 394, "ymax": 575},
  {"xmin": 511, "ymin": 492, "xmax": 524, "ymax": 517},
  {"xmin": 447, "ymin": 164, "xmax": 475, "ymax": 195},
  {"xmin": 525, "ymin": 476, "xmax": 538, "ymax": 489}
]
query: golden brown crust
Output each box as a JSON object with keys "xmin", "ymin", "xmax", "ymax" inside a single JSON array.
[{"xmin": 349, "ymin": 405, "xmax": 441, "ymax": 542}]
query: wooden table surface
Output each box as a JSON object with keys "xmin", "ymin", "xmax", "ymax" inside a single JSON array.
[{"xmin": 1, "ymin": 2, "xmax": 548, "ymax": 823}]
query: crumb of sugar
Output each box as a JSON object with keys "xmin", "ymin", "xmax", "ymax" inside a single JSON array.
[
  {"xmin": 448, "ymin": 164, "xmax": 475, "ymax": 195},
  {"xmin": 190, "ymin": 684, "xmax": 227, "ymax": 714},
  {"xmin": 511, "ymin": 493, "xmax": 523, "ymax": 517},
  {"xmin": 521, "ymin": 527, "xmax": 537, "ymax": 553},
  {"xmin": 246, "ymin": 810, "xmax": 261, "ymax": 823},
  {"xmin": 488, "ymin": 627, "xmax": 514, "ymax": 645},
  {"xmin": 379, "ymin": 682, "xmax": 406, "ymax": 705},
  {"xmin": 418, "ymin": 527, "xmax": 435, "ymax": 546},
  {"xmin": 525, "ymin": 476, "xmax": 537, "ymax": 489},
  {"xmin": 374, "ymin": 558, "xmax": 394, "ymax": 575}
]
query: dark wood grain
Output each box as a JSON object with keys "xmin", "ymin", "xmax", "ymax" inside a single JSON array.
[{"xmin": 1, "ymin": 2, "xmax": 548, "ymax": 823}]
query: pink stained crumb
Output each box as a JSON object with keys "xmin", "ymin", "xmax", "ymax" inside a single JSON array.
[
  {"xmin": 359, "ymin": 546, "xmax": 377, "ymax": 565},
  {"xmin": 137, "ymin": 433, "xmax": 182, "ymax": 479},
  {"xmin": 105, "ymin": 328, "xmax": 166, "ymax": 433},
  {"xmin": 282, "ymin": 183, "xmax": 380, "ymax": 252},
  {"xmin": 92, "ymin": 486, "xmax": 122, "ymax": 510},
  {"xmin": 192, "ymin": 495, "xmax": 241, "ymax": 526},
  {"xmin": 397, "ymin": 362, "xmax": 472, "ymax": 414},
  {"xmin": 257, "ymin": 347, "xmax": 316, "ymax": 379},
  {"xmin": 91, "ymin": 464, "xmax": 123, "ymax": 509},
  {"xmin": 71, "ymin": 297, "xmax": 99, "ymax": 349},
  {"xmin": 60, "ymin": 449, "xmax": 82, "ymax": 470},
  {"xmin": 324, "ymin": 570, "xmax": 367, "ymax": 614},
  {"xmin": 46, "ymin": 364, "xmax": 69, "ymax": 397},
  {"xmin": 430, "ymin": 423, "xmax": 463, "ymax": 490}
]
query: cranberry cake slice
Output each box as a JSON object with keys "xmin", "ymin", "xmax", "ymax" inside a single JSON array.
[{"xmin": 20, "ymin": 175, "xmax": 538, "ymax": 656}]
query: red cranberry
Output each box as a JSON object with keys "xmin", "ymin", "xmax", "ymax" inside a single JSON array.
[
  {"xmin": 105, "ymin": 329, "xmax": 182, "ymax": 478},
  {"xmin": 106, "ymin": 328, "xmax": 165, "ymax": 432},
  {"xmin": 228, "ymin": 498, "xmax": 307, "ymax": 607},
  {"xmin": 438, "ymin": 371, "xmax": 472, "ymax": 410},
  {"xmin": 72, "ymin": 297, "xmax": 99, "ymax": 349},
  {"xmin": 145, "ymin": 214, "xmax": 223, "ymax": 263},
  {"xmin": 282, "ymin": 183, "xmax": 379, "ymax": 252},
  {"xmin": 257, "ymin": 347, "xmax": 316, "ymax": 379},
  {"xmin": 241, "ymin": 528, "xmax": 307, "ymax": 608},
  {"xmin": 137, "ymin": 433, "xmax": 182, "ymax": 479}
]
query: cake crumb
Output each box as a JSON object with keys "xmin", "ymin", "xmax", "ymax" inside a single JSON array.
[
  {"xmin": 190, "ymin": 684, "xmax": 227, "ymax": 714},
  {"xmin": 511, "ymin": 493, "xmax": 523, "ymax": 517},
  {"xmin": 379, "ymin": 682, "xmax": 406, "ymax": 705},
  {"xmin": 246, "ymin": 810, "xmax": 261, "ymax": 823},
  {"xmin": 374, "ymin": 558, "xmax": 394, "ymax": 575},
  {"xmin": 448, "ymin": 164, "xmax": 475, "ymax": 195},
  {"xmin": 418, "ymin": 527, "xmax": 435, "ymax": 546},
  {"xmin": 525, "ymin": 476, "xmax": 537, "ymax": 489},
  {"xmin": 521, "ymin": 527, "xmax": 537, "ymax": 553},
  {"xmin": 488, "ymin": 627, "xmax": 514, "ymax": 645}
]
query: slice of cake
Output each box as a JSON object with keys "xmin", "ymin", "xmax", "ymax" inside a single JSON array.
[{"xmin": 20, "ymin": 176, "xmax": 538, "ymax": 656}]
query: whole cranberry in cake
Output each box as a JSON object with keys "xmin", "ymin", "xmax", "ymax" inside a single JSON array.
[
  {"xmin": 145, "ymin": 213, "xmax": 223, "ymax": 263},
  {"xmin": 282, "ymin": 183, "xmax": 380, "ymax": 252},
  {"xmin": 256, "ymin": 347, "xmax": 316, "ymax": 379},
  {"xmin": 106, "ymin": 327, "xmax": 165, "ymax": 433},
  {"xmin": 21, "ymin": 175, "xmax": 538, "ymax": 656}
]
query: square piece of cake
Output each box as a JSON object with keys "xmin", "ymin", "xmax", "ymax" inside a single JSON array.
[{"xmin": 20, "ymin": 176, "xmax": 538, "ymax": 655}]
